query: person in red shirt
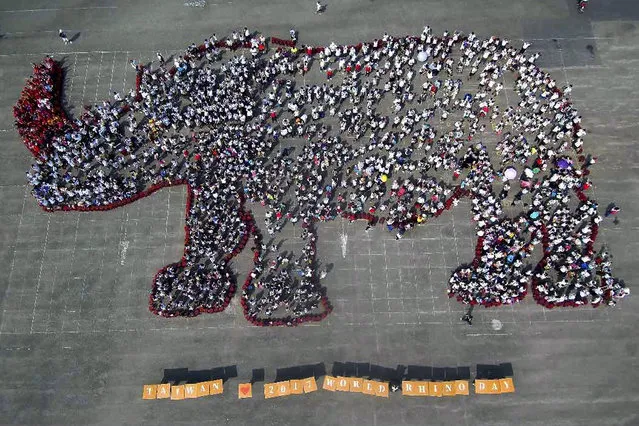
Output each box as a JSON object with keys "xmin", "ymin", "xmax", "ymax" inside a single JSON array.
[{"xmin": 605, "ymin": 205, "xmax": 620, "ymax": 217}]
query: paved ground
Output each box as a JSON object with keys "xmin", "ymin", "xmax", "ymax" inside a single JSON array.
[{"xmin": 1, "ymin": 1, "xmax": 639, "ymax": 425}]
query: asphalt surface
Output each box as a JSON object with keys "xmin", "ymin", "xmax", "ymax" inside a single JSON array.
[{"xmin": 1, "ymin": 1, "xmax": 638, "ymax": 425}]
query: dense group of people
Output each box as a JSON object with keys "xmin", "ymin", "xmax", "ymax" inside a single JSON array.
[
  {"xmin": 15, "ymin": 26, "xmax": 628, "ymax": 325},
  {"xmin": 14, "ymin": 57, "xmax": 67, "ymax": 158}
]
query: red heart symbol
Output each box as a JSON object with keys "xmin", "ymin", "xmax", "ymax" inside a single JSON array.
[{"xmin": 240, "ymin": 385, "xmax": 250, "ymax": 395}]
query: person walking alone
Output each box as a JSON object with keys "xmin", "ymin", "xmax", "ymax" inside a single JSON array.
[
  {"xmin": 58, "ymin": 29, "xmax": 72, "ymax": 45},
  {"xmin": 461, "ymin": 305, "xmax": 474, "ymax": 326},
  {"xmin": 605, "ymin": 204, "xmax": 620, "ymax": 217}
]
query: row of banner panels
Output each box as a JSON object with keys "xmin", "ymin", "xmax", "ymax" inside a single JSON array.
[
  {"xmin": 403, "ymin": 378, "xmax": 514, "ymax": 396},
  {"xmin": 143, "ymin": 377, "xmax": 515, "ymax": 400},
  {"xmin": 143, "ymin": 379, "xmax": 224, "ymax": 400}
]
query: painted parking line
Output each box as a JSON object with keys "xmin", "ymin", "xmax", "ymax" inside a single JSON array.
[{"xmin": 0, "ymin": 7, "xmax": 117, "ymax": 13}]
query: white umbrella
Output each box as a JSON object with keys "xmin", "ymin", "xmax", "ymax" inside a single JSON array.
[
  {"xmin": 504, "ymin": 167, "xmax": 517, "ymax": 180},
  {"xmin": 417, "ymin": 51, "xmax": 428, "ymax": 62}
]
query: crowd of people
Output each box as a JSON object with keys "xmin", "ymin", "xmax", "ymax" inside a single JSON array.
[
  {"xmin": 15, "ymin": 26, "xmax": 629, "ymax": 325},
  {"xmin": 14, "ymin": 57, "xmax": 68, "ymax": 158}
]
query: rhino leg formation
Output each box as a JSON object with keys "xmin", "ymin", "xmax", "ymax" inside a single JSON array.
[
  {"xmin": 240, "ymin": 221, "xmax": 333, "ymax": 326},
  {"xmin": 149, "ymin": 184, "xmax": 253, "ymax": 316}
]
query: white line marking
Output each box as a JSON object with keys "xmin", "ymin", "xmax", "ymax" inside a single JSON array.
[
  {"xmin": 119, "ymin": 240, "xmax": 130, "ymax": 266},
  {"xmin": 107, "ymin": 52, "xmax": 116, "ymax": 94},
  {"xmin": 60, "ymin": 215, "xmax": 81, "ymax": 333},
  {"xmin": 340, "ymin": 232, "xmax": 348, "ymax": 258},
  {"xmin": 122, "ymin": 51, "xmax": 129, "ymax": 94},
  {"xmin": 29, "ymin": 216, "xmax": 51, "ymax": 334},
  {"xmin": 161, "ymin": 190, "xmax": 172, "ymax": 271},
  {"xmin": 0, "ymin": 7, "xmax": 117, "ymax": 13},
  {"xmin": 94, "ymin": 51, "xmax": 104, "ymax": 102},
  {"xmin": 0, "ymin": 186, "xmax": 29, "ymax": 335},
  {"xmin": 466, "ymin": 333, "xmax": 512, "ymax": 337},
  {"xmin": 80, "ymin": 54, "xmax": 90, "ymax": 105},
  {"xmin": 67, "ymin": 53, "xmax": 79, "ymax": 108},
  {"xmin": 4, "ymin": 346, "xmax": 31, "ymax": 351}
]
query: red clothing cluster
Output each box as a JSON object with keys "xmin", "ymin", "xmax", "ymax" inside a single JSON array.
[{"xmin": 13, "ymin": 57, "xmax": 70, "ymax": 159}]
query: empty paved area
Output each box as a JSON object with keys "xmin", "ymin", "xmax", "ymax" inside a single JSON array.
[{"xmin": 1, "ymin": 1, "xmax": 638, "ymax": 425}]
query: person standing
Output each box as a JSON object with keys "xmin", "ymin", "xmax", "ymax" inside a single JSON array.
[
  {"xmin": 461, "ymin": 305, "xmax": 474, "ymax": 326},
  {"xmin": 58, "ymin": 29, "xmax": 72, "ymax": 45},
  {"xmin": 605, "ymin": 204, "xmax": 620, "ymax": 217},
  {"xmin": 578, "ymin": 0, "xmax": 589, "ymax": 13},
  {"xmin": 326, "ymin": 67, "xmax": 333, "ymax": 80},
  {"xmin": 315, "ymin": 1, "xmax": 325, "ymax": 14}
]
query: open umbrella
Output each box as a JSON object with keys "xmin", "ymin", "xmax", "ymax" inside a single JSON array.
[
  {"xmin": 557, "ymin": 158, "xmax": 571, "ymax": 169},
  {"xmin": 504, "ymin": 167, "xmax": 517, "ymax": 180},
  {"xmin": 417, "ymin": 51, "xmax": 428, "ymax": 62}
]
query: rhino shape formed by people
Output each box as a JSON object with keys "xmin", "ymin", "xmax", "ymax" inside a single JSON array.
[{"xmin": 14, "ymin": 29, "xmax": 629, "ymax": 326}]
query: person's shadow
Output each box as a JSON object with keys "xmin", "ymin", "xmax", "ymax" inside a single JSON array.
[{"xmin": 70, "ymin": 32, "xmax": 81, "ymax": 43}]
